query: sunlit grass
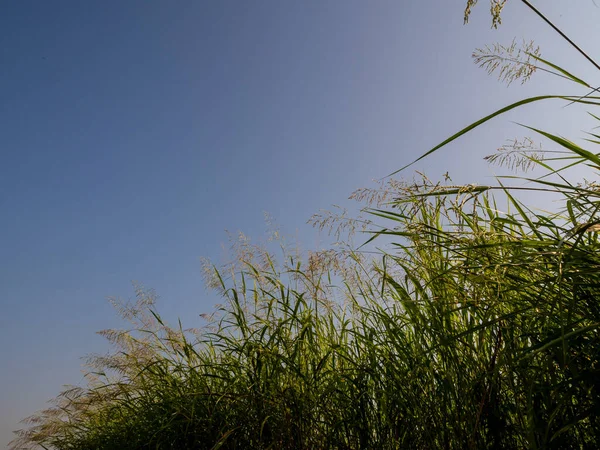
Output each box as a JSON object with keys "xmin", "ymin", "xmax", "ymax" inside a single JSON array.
[
  {"xmin": 12, "ymin": 131, "xmax": 600, "ymax": 448},
  {"xmin": 11, "ymin": 5, "xmax": 600, "ymax": 448}
]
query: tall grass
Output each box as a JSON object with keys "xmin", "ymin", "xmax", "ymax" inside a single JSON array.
[
  {"xmin": 13, "ymin": 146, "xmax": 600, "ymax": 448},
  {"xmin": 11, "ymin": 4, "xmax": 600, "ymax": 449}
]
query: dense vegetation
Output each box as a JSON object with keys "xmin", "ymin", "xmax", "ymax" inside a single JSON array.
[{"xmin": 12, "ymin": 2, "xmax": 600, "ymax": 449}]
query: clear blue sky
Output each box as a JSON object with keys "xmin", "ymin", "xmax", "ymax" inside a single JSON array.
[{"xmin": 2, "ymin": 1, "xmax": 599, "ymax": 446}]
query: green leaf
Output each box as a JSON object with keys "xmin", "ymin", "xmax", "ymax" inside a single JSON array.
[
  {"xmin": 527, "ymin": 53, "xmax": 590, "ymax": 87},
  {"xmin": 520, "ymin": 125, "xmax": 600, "ymax": 168},
  {"xmin": 390, "ymin": 95, "xmax": 579, "ymax": 176}
]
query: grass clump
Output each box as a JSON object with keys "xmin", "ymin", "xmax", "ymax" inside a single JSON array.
[
  {"xmin": 12, "ymin": 3, "xmax": 600, "ymax": 449},
  {"xmin": 12, "ymin": 135, "xmax": 600, "ymax": 448}
]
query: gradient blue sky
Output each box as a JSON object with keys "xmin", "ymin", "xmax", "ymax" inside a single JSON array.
[{"xmin": 2, "ymin": 1, "xmax": 599, "ymax": 446}]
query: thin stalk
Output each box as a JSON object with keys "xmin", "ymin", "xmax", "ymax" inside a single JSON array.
[{"xmin": 520, "ymin": 0, "xmax": 600, "ymax": 72}]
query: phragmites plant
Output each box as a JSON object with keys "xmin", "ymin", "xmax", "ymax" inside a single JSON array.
[
  {"xmin": 484, "ymin": 137, "xmax": 544, "ymax": 172},
  {"xmin": 11, "ymin": 1, "xmax": 600, "ymax": 449},
  {"xmin": 464, "ymin": 0, "xmax": 508, "ymax": 28},
  {"xmin": 473, "ymin": 39, "xmax": 541, "ymax": 86}
]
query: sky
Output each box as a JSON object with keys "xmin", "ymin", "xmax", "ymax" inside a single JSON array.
[{"xmin": 2, "ymin": 0, "xmax": 600, "ymax": 447}]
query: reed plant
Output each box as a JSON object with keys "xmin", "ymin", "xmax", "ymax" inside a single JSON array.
[{"xmin": 11, "ymin": 2, "xmax": 600, "ymax": 448}]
